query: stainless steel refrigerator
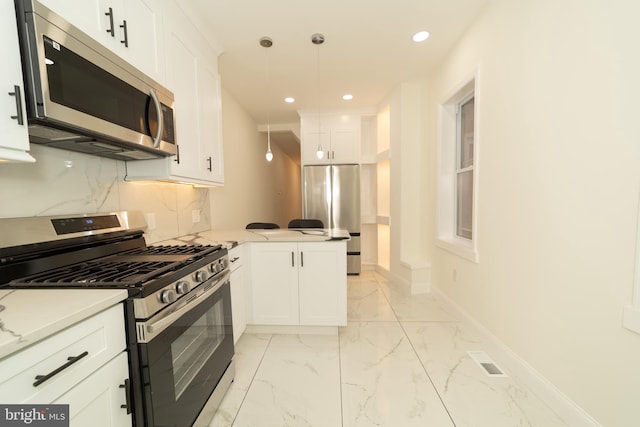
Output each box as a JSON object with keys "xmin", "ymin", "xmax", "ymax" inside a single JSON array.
[{"xmin": 302, "ymin": 164, "xmax": 361, "ymax": 274}]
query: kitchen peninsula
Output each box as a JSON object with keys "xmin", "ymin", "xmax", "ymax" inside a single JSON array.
[{"xmin": 160, "ymin": 228, "xmax": 349, "ymax": 338}]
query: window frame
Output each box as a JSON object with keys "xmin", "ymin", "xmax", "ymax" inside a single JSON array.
[
  {"xmin": 436, "ymin": 71, "xmax": 479, "ymax": 263},
  {"xmin": 455, "ymin": 93, "xmax": 475, "ymax": 240}
]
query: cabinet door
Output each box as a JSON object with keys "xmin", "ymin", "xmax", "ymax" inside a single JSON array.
[
  {"xmin": 300, "ymin": 113, "xmax": 360, "ymax": 165},
  {"xmin": 0, "ymin": 0, "xmax": 33, "ymax": 162},
  {"xmin": 53, "ymin": 352, "xmax": 132, "ymax": 427},
  {"xmin": 165, "ymin": 25, "xmax": 202, "ymax": 180},
  {"xmin": 39, "ymin": 0, "xmax": 104, "ymax": 43},
  {"xmin": 230, "ymin": 265, "xmax": 246, "ymax": 343},
  {"xmin": 40, "ymin": 0, "xmax": 164, "ymax": 84},
  {"xmin": 329, "ymin": 127, "xmax": 359, "ymax": 163},
  {"xmin": 117, "ymin": 0, "xmax": 165, "ymax": 83},
  {"xmin": 301, "ymin": 129, "xmax": 331, "ymax": 165},
  {"xmin": 298, "ymin": 242, "xmax": 347, "ymax": 326},
  {"xmin": 196, "ymin": 62, "xmax": 225, "ymax": 184},
  {"xmin": 250, "ymin": 243, "xmax": 299, "ymax": 325}
]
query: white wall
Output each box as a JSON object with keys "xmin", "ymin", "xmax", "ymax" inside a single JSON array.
[
  {"xmin": 209, "ymin": 89, "xmax": 301, "ymax": 230},
  {"xmin": 419, "ymin": 0, "xmax": 640, "ymax": 425}
]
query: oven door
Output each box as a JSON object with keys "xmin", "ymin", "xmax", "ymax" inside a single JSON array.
[{"xmin": 137, "ymin": 271, "xmax": 233, "ymax": 427}]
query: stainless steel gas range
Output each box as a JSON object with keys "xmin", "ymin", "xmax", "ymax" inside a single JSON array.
[{"xmin": 0, "ymin": 211, "xmax": 234, "ymax": 427}]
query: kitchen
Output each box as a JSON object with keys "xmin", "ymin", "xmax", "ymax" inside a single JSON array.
[{"xmin": 1, "ymin": 0, "xmax": 640, "ymax": 426}]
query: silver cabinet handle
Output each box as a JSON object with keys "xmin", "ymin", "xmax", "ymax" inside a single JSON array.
[
  {"xmin": 207, "ymin": 156, "xmax": 212, "ymax": 172},
  {"xmin": 300, "ymin": 251, "xmax": 304, "ymax": 267},
  {"xmin": 149, "ymin": 88, "xmax": 163, "ymax": 148},
  {"xmin": 291, "ymin": 251, "xmax": 295, "ymax": 267},
  {"xmin": 8, "ymin": 85, "xmax": 24, "ymax": 125},
  {"xmin": 119, "ymin": 20, "xmax": 129, "ymax": 47},
  {"xmin": 105, "ymin": 7, "xmax": 115, "ymax": 37}
]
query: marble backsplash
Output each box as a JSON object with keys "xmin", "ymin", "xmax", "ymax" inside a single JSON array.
[{"xmin": 0, "ymin": 145, "xmax": 210, "ymax": 243}]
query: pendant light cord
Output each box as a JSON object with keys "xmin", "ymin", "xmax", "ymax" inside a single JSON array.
[
  {"xmin": 312, "ymin": 33, "xmax": 325, "ymax": 159},
  {"xmin": 260, "ymin": 36, "xmax": 273, "ymax": 161}
]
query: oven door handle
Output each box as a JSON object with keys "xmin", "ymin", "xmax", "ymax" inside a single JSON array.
[{"xmin": 137, "ymin": 270, "xmax": 230, "ymax": 343}]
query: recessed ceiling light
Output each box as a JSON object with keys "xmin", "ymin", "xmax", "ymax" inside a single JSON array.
[
  {"xmin": 284, "ymin": 97, "xmax": 295, "ymax": 103},
  {"xmin": 342, "ymin": 94, "xmax": 353, "ymax": 101},
  {"xmin": 412, "ymin": 31, "xmax": 430, "ymax": 42}
]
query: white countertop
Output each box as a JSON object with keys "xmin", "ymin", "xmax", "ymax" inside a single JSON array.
[
  {"xmin": 157, "ymin": 228, "xmax": 350, "ymax": 247},
  {"xmin": 0, "ymin": 289, "xmax": 128, "ymax": 360}
]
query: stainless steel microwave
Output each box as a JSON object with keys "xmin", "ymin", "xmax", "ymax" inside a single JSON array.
[{"xmin": 14, "ymin": 0, "xmax": 177, "ymax": 161}]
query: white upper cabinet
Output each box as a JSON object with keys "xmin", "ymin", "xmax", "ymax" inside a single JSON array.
[
  {"xmin": 0, "ymin": 0, "xmax": 35, "ymax": 162},
  {"xmin": 300, "ymin": 111, "xmax": 362, "ymax": 165},
  {"xmin": 39, "ymin": 0, "xmax": 165, "ymax": 83},
  {"xmin": 125, "ymin": 2, "xmax": 224, "ymax": 186},
  {"xmin": 196, "ymin": 61, "xmax": 225, "ymax": 184}
]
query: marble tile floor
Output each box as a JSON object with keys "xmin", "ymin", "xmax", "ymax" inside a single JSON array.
[{"xmin": 209, "ymin": 271, "xmax": 569, "ymax": 427}]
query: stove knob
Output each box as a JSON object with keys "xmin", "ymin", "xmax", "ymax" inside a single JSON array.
[
  {"xmin": 208, "ymin": 262, "xmax": 218, "ymax": 273},
  {"xmin": 176, "ymin": 281, "xmax": 191, "ymax": 294},
  {"xmin": 160, "ymin": 289, "xmax": 177, "ymax": 304},
  {"xmin": 193, "ymin": 270, "xmax": 207, "ymax": 282},
  {"xmin": 220, "ymin": 258, "xmax": 229, "ymax": 269}
]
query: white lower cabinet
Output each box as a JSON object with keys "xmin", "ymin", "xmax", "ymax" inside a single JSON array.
[
  {"xmin": 249, "ymin": 242, "xmax": 347, "ymax": 326},
  {"xmin": 53, "ymin": 352, "xmax": 131, "ymax": 427},
  {"xmin": 0, "ymin": 304, "xmax": 131, "ymax": 427},
  {"xmin": 229, "ymin": 245, "xmax": 246, "ymax": 343}
]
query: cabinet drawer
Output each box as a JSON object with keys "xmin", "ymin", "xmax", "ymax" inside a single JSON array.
[
  {"xmin": 0, "ymin": 304, "xmax": 126, "ymax": 404},
  {"xmin": 53, "ymin": 352, "xmax": 131, "ymax": 427},
  {"xmin": 229, "ymin": 245, "xmax": 243, "ymax": 271}
]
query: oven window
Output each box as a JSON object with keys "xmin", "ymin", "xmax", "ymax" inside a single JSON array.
[{"xmin": 171, "ymin": 299, "xmax": 225, "ymax": 399}]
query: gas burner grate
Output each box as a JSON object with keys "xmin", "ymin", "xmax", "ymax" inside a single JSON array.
[
  {"xmin": 122, "ymin": 244, "xmax": 222, "ymax": 256},
  {"xmin": 9, "ymin": 245, "xmax": 223, "ymax": 288},
  {"xmin": 11, "ymin": 258, "xmax": 177, "ymax": 287}
]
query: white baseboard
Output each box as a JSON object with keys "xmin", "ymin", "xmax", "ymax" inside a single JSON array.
[
  {"xmin": 376, "ymin": 263, "xmax": 431, "ymax": 294},
  {"xmin": 361, "ymin": 262, "xmax": 376, "ymax": 271},
  {"xmin": 244, "ymin": 324, "xmax": 338, "ymax": 336},
  {"xmin": 431, "ymin": 285, "xmax": 602, "ymax": 427},
  {"xmin": 623, "ymin": 305, "xmax": 640, "ymax": 334},
  {"xmin": 374, "ymin": 265, "xmax": 411, "ymax": 289}
]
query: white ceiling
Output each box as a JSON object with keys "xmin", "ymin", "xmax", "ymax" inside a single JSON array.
[{"xmin": 182, "ymin": 0, "xmax": 490, "ymax": 157}]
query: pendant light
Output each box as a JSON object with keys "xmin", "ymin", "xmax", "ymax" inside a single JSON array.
[
  {"xmin": 260, "ymin": 36, "xmax": 274, "ymax": 162},
  {"xmin": 312, "ymin": 33, "xmax": 325, "ymax": 160}
]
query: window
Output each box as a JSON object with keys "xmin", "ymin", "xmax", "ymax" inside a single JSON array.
[
  {"xmin": 456, "ymin": 95, "xmax": 475, "ymax": 240},
  {"xmin": 436, "ymin": 72, "xmax": 479, "ymax": 262}
]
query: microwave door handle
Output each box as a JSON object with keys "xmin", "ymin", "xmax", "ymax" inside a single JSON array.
[{"xmin": 149, "ymin": 88, "xmax": 164, "ymax": 148}]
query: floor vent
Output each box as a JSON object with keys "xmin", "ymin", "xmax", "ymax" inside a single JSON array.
[{"xmin": 467, "ymin": 350, "xmax": 508, "ymax": 377}]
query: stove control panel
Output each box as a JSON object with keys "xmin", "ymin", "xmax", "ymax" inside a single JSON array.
[
  {"xmin": 134, "ymin": 251, "xmax": 230, "ymax": 320},
  {"xmin": 51, "ymin": 214, "xmax": 121, "ymax": 235}
]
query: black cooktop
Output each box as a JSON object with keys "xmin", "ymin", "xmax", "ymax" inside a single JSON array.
[{"xmin": 8, "ymin": 244, "xmax": 222, "ymax": 289}]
